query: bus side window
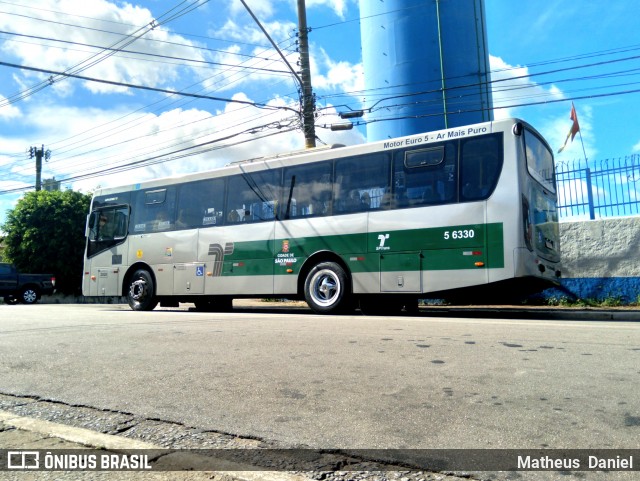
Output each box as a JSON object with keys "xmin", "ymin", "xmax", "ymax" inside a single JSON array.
[
  {"xmin": 283, "ymin": 163, "xmax": 331, "ymax": 218},
  {"xmin": 334, "ymin": 153, "xmax": 390, "ymax": 213},
  {"xmin": 177, "ymin": 178, "xmax": 224, "ymax": 229},
  {"xmin": 460, "ymin": 134, "xmax": 503, "ymax": 201},
  {"xmin": 393, "ymin": 144, "xmax": 456, "ymax": 208},
  {"xmin": 130, "ymin": 187, "xmax": 176, "ymax": 233},
  {"xmin": 227, "ymin": 170, "xmax": 280, "ymax": 224}
]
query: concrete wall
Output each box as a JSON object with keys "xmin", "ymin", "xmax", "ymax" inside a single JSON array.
[{"xmin": 554, "ymin": 217, "xmax": 640, "ymax": 303}]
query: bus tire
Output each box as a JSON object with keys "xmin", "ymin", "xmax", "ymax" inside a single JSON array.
[
  {"xmin": 304, "ymin": 262, "xmax": 350, "ymax": 314},
  {"xmin": 127, "ymin": 269, "xmax": 158, "ymax": 311}
]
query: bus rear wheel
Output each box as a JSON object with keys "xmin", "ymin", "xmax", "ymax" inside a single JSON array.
[
  {"xmin": 127, "ymin": 269, "xmax": 158, "ymax": 311},
  {"xmin": 304, "ymin": 262, "xmax": 351, "ymax": 314}
]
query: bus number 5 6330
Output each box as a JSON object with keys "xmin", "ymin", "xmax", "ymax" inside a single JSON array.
[{"xmin": 444, "ymin": 229, "xmax": 475, "ymax": 240}]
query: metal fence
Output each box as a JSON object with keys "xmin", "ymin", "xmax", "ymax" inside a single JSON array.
[{"xmin": 555, "ymin": 154, "xmax": 640, "ymax": 219}]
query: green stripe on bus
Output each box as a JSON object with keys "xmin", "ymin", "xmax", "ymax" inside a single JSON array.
[{"xmin": 219, "ymin": 223, "xmax": 504, "ymax": 276}]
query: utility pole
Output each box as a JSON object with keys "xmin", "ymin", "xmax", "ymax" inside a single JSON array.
[
  {"xmin": 240, "ymin": 0, "xmax": 316, "ymax": 149},
  {"xmin": 29, "ymin": 145, "xmax": 51, "ymax": 191},
  {"xmin": 297, "ymin": 0, "xmax": 316, "ymax": 148}
]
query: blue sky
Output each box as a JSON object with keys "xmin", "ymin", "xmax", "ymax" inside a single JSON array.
[{"xmin": 1, "ymin": 0, "xmax": 639, "ymax": 229}]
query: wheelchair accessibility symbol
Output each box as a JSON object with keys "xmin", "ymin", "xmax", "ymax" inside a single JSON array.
[{"xmin": 195, "ymin": 266, "xmax": 204, "ymax": 277}]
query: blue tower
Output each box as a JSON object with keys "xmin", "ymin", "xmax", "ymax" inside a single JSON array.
[{"xmin": 359, "ymin": 0, "xmax": 493, "ymax": 141}]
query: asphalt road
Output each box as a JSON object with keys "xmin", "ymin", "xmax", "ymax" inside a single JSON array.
[{"xmin": 0, "ymin": 302, "xmax": 639, "ymax": 479}]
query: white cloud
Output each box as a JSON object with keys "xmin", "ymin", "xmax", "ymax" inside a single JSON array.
[
  {"xmin": 488, "ymin": 55, "xmax": 598, "ymax": 161},
  {"xmin": 0, "ymin": 192, "xmax": 23, "ymax": 233},
  {"xmin": 489, "ymin": 55, "xmax": 565, "ymax": 120},
  {"xmin": 229, "ymin": 0, "xmax": 276, "ymax": 19},
  {"xmin": 11, "ymin": 96, "xmax": 365, "ymax": 194},
  {"xmin": 0, "ymin": 0, "xmax": 204, "ymax": 96},
  {"xmin": 207, "ymin": 13, "xmax": 364, "ymax": 119},
  {"xmin": 546, "ymin": 104, "xmax": 595, "ymax": 162},
  {"xmin": 306, "ymin": 0, "xmax": 349, "ymax": 19},
  {"xmin": 0, "ymin": 0, "xmax": 365, "ymax": 229},
  {"xmin": 311, "ymin": 48, "xmax": 363, "ymax": 94},
  {"xmin": 198, "ymin": 42, "xmax": 300, "ymax": 97},
  {"xmin": 229, "ymin": 0, "xmax": 350, "ymax": 22},
  {"xmin": 205, "ymin": 16, "xmax": 301, "ymax": 96},
  {"xmin": 215, "ymin": 17, "xmax": 296, "ymax": 47},
  {"xmin": 0, "ymin": 96, "xmax": 21, "ymax": 119}
]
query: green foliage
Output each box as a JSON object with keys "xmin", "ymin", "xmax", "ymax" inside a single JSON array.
[
  {"xmin": 1, "ymin": 190, "xmax": 91, "ymax": 295},
  {"xmin": 541, "ymin": 295, "xmax": 632, "ymax": 308}
]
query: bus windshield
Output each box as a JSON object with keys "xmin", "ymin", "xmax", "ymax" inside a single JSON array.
[{"xmin": 524, "ymin": 129, "xmax": 555, "ymax": 193}]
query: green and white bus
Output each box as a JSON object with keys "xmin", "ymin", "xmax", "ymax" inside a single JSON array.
[{"xmin": 82, "ymin": 118, "xmax": 560, "ymax": 314}]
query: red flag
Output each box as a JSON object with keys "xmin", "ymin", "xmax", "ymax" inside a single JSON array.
[
  {"xmin": 558, "ymin": 103, "xmax": 581, "ymax": 153},
  {"xmin": 569, "ymin": 103, "xmax": 580, "ymax": 140}
]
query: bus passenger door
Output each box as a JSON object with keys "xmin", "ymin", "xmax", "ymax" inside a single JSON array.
[{"xmin": 86, "ymin": 205, "xmax": 130, "ymax": 297}]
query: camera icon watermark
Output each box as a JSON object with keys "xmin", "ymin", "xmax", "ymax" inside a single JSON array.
[{"xmin": 7, "ymin": 451, "xmax": 40, "ymax": 469}]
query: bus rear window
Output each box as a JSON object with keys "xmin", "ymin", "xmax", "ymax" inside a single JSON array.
[
  {"xmin": 460, "ymin": 133, "xmax": 503, "ymax": 201},
  {"xmin": 524, "ymin": 129, "xmax": 555, "ymax": 193}
]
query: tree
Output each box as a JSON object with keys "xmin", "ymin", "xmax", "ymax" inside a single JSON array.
[{"xmin": 1, "ymin": 190, "xmax": 91, "ymax": 295}]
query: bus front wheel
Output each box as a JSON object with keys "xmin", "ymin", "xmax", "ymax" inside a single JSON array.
[
  {"xmin": 304, "ymin": 262, "xmax": 351, "ymax": 314},
  {"xmin": 127, "ymin": 269, "xmax": 158, "ymax": 311}
]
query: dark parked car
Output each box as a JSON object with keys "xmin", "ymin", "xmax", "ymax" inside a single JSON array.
[{"xmin": 0, "ymin": 263, "xmax": 56, "ymax": 304}]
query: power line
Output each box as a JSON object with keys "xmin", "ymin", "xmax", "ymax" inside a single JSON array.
[
  {"xmin": 2, "ymin": 1, "xmax": 639, "ymax": 195},
  {"xmin": 0, "ymin": 0, "xmax": 295, "ymax": 54},
  {"xmin": 320, "ymin": 87, "xmax": 640, "ymax": 131},
  {"xmin": 0, "ymin": 5, "xmax": 296, "ymax": 59},
  {"xmin": 0, "ymin": 60, "xmax": 301, "ymax": 115},
  {"xmin": 313, "ymin": 52, "xmax": 640, "ymax": 116},
  {"xmin": 0, "ymin": 0, "xmax": 214, "ymax": 109},
  {"xmin": 0, "ymin": 30, "xmax": 294, "ymax": 76},
  {"xmin": 3, "ymin": 81, "xmax": 640, "ymax": 196},
  {"xmin": 43, "ymin": 111, "xmax": 295, "ymax": 179},
  {"xmin": 0, "ymin": 126, "xmax": 297, "ymax": 195},
  {"xmin": 309, "ymin": 1, "xmax": 433, "ymax": 30},
  {"xmin": 2, "ymin": 46, "xmax": 638, "ymax": 179},
  {"xmin": 0, "ymin": 35, "xmax": 301, "ymax": 176}
]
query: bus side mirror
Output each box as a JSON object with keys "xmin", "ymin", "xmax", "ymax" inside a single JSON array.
[{"xmin": 85, "ymin": 214, "xmax": 92, "ymax": 238}]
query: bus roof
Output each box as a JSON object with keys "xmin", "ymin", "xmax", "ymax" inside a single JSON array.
[{"xmin": 92, "ymin": 118, "xmax": 534, "ymax": 198}]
